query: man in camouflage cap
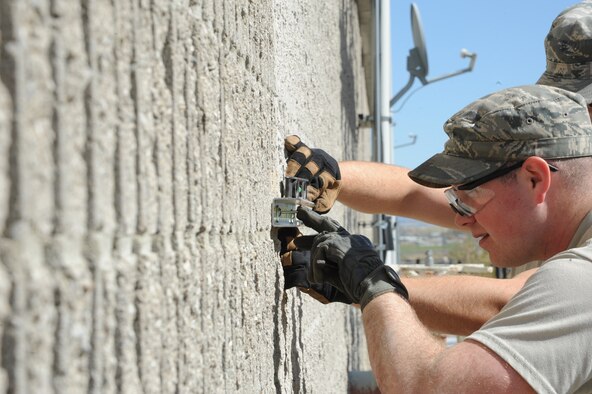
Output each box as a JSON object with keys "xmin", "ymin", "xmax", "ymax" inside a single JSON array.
[
  {"xmin": 538, "ymin": 0, "xmax": 592, "ymax": 103},
  {"xmin": 279, "ymin": 1, "xmax": 592, "ymax": 337},
  {"xmin": 284, "ymin": 1, "xmax": 592, "ymax": 216},
  {"xmin": 299, "ymin": 84, "xmax": 592, "ymax": 392}
]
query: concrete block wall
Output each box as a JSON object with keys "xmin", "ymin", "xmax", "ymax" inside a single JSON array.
[{"xmin": 0, "ymin": 0, "xmax": 372, "ymax": 392}]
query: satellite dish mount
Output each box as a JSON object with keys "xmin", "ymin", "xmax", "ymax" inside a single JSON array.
[{"xmin": 390, "ymin": 3, "xmax": 477, "ymax": 108}]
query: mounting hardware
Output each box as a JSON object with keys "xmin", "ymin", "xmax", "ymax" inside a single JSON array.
[
  {"xmin": 272, "ymin": 177, "xmax": 314, "ymax": 227},
  {"xmin": 283, "ymin": 176, "xmax": 308, "ymax": 200},
  {"xmin": 272, "ymin": 197, "xmax": 313, "ymax": 227},
  {"xmin": 358, "ymin": 114, "xmax": 373, "ymax": 129}
]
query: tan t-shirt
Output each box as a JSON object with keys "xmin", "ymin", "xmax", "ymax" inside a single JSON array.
[
  {"xmin": 506, "ymin": 259, "xmax": 543, "ymax": 278},
  {"xmin": 469, "ymin": 211, "xmax": 592, "ymax": 394}
]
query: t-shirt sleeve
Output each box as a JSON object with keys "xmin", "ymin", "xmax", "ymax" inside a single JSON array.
[{"xmin": 468, "ymin": 254, "xmax": 592, "ymax": 394}]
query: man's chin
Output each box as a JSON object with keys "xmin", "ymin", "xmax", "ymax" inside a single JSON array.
[
  {"xmin": 487, "ymin": 252, "xmax": 513, "ymax": 268},
  {"xmin": 489, "ymin": 256, "xmax": 527, "ymax": 269},
  {"xmin": 481, "ymin": 244, "xmax": 528, "ymax": 268}
]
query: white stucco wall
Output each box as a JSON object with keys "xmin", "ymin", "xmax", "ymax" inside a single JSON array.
[{"xmin": 0, "ymin": 0, "xmax": 372, "ymax": 392}]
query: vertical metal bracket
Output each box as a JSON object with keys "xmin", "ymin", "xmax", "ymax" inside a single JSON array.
[
  {"xmin": 283, "ymin": 176, "xmax": 308, "ymax": 200},
  {"xmin": 271, "ymin": 177, "xmax": 314, "ymax": 227}
]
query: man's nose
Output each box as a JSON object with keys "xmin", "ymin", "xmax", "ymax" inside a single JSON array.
[{"xmin": 454, "ymin": 212, "xmax": 476, "ymax": 227}]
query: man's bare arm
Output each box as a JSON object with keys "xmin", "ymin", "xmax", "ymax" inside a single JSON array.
[
  {"xmin": 363, "ymin": 293, "xmax": 535, "ymax": 393},
  {"xmin": 401, "ymin": 269, "xmax": 536, "ymax": 336},
  {"xmin": 338, "ymin": 161, "xmax": 457, "ymax": 229}
]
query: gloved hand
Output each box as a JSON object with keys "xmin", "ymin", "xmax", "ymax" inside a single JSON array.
[
  {"xmin": 278, "ymin": 227, "xmax": 352, "ymax": 304},
  {"xmin": 284, "ymin": 135, "xmax": 342, "ymax": 214},
  {"xmin": 294, "ymin": 209, "xmax": 409, "ymax": 311}
]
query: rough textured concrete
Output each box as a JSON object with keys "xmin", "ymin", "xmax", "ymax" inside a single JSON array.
[{"xmin": 0, "ymin": 0, "xmax": 372, "ymax": 392}]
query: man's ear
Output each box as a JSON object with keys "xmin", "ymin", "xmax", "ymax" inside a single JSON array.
[{"xmin": 521, "ymin": 157, "xmax": 552, "ymax": 204}]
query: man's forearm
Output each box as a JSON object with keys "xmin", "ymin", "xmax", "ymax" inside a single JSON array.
[
  {"xmin": 362, "ymin": 293, "xmax": 534, "ymax": 393},
  {"xmin": 338, "ymin": 161, "xmax": 457, "ymax": 229},
  {"xmin": 363, "ymin": 293, "xmax": 443, "ymax": 393},
  {"xmin": 401, "ymin": 269, "xmax": 536, "ymax": 336}
]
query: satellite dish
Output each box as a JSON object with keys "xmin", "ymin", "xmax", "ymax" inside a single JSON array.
[
  {"xmin": 410, "ymin": 3, "xmax": 428, "ymax": 78},
  {"xmin": 390, "ymin": 3, "xmax": 477, "ymax": 108}
]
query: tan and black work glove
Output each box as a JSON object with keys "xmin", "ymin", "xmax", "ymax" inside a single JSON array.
[
  {"xmin": 278, "ymin": 226, "xmax": 352, "ymax": 304},
  {"xmin": 284, "ymin": 135, "xmax": 342, "ymax": 214}
]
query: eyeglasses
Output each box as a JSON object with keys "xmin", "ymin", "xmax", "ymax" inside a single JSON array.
[
  {"xmin": 445, "ymin": 186, "xmax": 492, "ymax": 217},
  {"xmin": 444, "ymin": 161, "xmax": 559, "ymax": 217}
]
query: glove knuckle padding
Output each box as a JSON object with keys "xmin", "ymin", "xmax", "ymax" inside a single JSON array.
[
  {"xmin": 284, "ymin": 135, "xmax": 304, "ymax": 152},
  {"xmin": 304, "ymin": 160, "xmax": 321, "ymax": 176},
  {"xmin": 291, "ymin": 147, "xmax": 311, "ymax": 163},
  {"xmin": 292, "ymin": 147, "xmax": 312, "ymax": 167},
  {"xmin": 286, "ymin": 160, "xmax": 301, "ymax": 177},
  {"xmin": 286, "ymin": 149, "xmax": 310, "ymax": 177}
]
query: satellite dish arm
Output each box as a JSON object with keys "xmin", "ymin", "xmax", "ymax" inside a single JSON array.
[
  {"xmin": 426, "ymin": 50, "xmax": 477, "ymax": 84},
  {"xmin": 390, "ymin": 73, "xmax": 415, "ymax": 108}
]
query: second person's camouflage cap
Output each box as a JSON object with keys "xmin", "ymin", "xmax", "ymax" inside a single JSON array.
[
  {"xmin": 408, "ymin": 85, "xmax": 592, "ymax": 188},
  {"xmin": 537, "ymin": 1, "xmax": 592, "ymax": 103}
]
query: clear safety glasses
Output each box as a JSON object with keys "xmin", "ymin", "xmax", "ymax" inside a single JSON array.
[
  {"xmin": 444, "ymin": 186, "xmax": 496, "ymax": 217},
  {"xmin": 444, "ymin": 161, "xmax": 559, "ymax": 217}
]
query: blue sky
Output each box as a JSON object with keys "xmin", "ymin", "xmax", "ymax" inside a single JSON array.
[{"xmin": 390, "ymin": 1, "xmax": 579, "ymax": 169}]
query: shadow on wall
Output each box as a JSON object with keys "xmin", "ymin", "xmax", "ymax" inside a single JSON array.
[{"xmin": 340, "ymin": 0, "xmax": 361, "ymax": 163}]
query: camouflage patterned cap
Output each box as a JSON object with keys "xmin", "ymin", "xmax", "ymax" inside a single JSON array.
[
  {"xmin": 537, "ymin": 1, "xmax": 592, "ymax": 103},
  {"xmin": 408, "ymin": 85, "xmax": 592, "ymax": 188}
]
